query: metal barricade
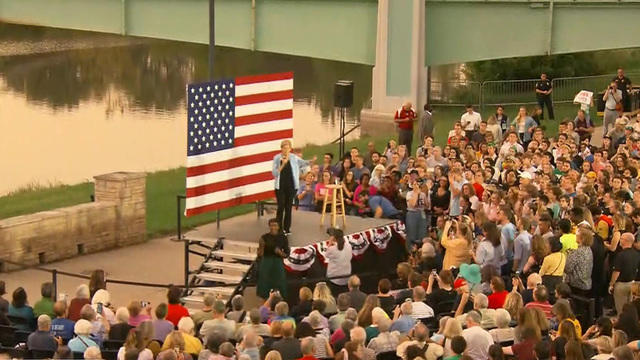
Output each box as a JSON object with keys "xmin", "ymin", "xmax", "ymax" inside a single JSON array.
[
  {"xmin": 552, "ymin": 72, "xmax": 640, "ymax": 104},
  {"xmin": 480, "ymin": 79, "xmax": 539, "ymax": 111},
  {"xmin": 429, "ymin": 80, "xmax": 481, "ymax": 106}
]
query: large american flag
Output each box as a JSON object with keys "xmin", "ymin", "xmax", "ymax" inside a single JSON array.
[{"xmin": 185, "ymin": 72, "xmax": 294, "ymax": 217}]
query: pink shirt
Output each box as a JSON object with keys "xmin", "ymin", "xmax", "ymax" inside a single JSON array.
[{"xmin": 353, "ymin": 185, "xmax": 378, "ymax": 207}]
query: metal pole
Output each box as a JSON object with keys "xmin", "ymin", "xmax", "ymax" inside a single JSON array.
[
  {"xmin": 547, "ymin": 0, "xmax": 554, "ymax": 56},
  {"xmin": 209, "ymin": 0, "xmax": 216, "ymax": 79},
  {"xmin": 250, "ymin": 0, "xmax": 256, "ymax": 51},
  {"xmin": 51, "ymin": 269, "xmax": 58, "ymax": 301},
  {"xmin": 426, "ymin": 66, "xmax": 431, "ymax": 107},
  {"xmin": 176, "ymin": 195, "xmax": 183, "ymax": 240},
  {"xmin": 216, "ymin": 210, "xmax": 221, "ymax": 229},
  {"xmin": 184, "ymin": 237, "xmax": 189, "ymax": 293}
]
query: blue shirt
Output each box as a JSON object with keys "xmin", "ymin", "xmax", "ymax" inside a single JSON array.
[
  {"xmin": 368, "ymin": 195, "xmax": 399, "ymax": 217},
  {"xmin": 390, "ymin": 315, "xmax": 415, "ymax": 334},
  {"xmin": 449, "ymin": 180, "xmax": 463, "ymax": 216},
  {"xmin": 297, "ymin": 185, "xmax": 315, "ymax": 210},
  {"xmin": 51, "ymin": 318, "xmax": 75, "ymax": 341},
  {"xmin": 500, "ymin": 223, "xmax": 517, "ymax": 261},
  {"xmin": 272, "ymin": 153, "xmax": 308, "ymax": 190}
]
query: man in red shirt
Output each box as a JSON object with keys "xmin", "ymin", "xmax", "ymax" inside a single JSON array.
[
  {"xmin": 394, "ymin": 102, "xmax": 417, "ymax": 155},
  {"xmin": 524, "ymin": 284, "xmax": 553, "ymax": 319}
]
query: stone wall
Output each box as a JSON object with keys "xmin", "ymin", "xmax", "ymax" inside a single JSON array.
[{"xmin": 0, "ymin": 172, "xmax": 146, "ymax": 270}]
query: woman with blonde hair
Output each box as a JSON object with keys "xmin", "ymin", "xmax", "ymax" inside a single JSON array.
[
  {"xmin": 313, "ymin": 282, "xmax": 337, "ymax": 314},
  {"xmin": 604, "ymin": 212, "xmax": 626, "ymax": 252},
  {"xmin": 441, "ymin": 219, "xmax": 473, "ymax": 269},
  {"xmin": 265, "ymin": 350, "xmax": 282, "ymax": 360},
  {"xmin": 511, "ymin": 107, "xmax": 537, "ymax": 143},
  {"xmin": 441, "ymin": 317, "xmax": 463, "ymax": 358},
  {"xmin": 503, "ymin": 291, "xmax": 523, "ymax": 320},
  {"xmin": 290, "ymin": 287, "xmax": 313, "ymax": 320}
]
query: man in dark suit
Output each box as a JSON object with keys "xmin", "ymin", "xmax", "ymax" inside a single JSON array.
[{"xmin": 272, "ymin": 322, "xmax": 302, "ymax": 360}]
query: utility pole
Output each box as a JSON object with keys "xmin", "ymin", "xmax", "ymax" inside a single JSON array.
[{"xmin": 209, "ymin": 0, "xmax": 215, "ymax": 80}]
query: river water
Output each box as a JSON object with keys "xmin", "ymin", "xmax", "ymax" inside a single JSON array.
[{"xmin": 0, "ymin": 23, "xmax": 373, "ymax": 195}]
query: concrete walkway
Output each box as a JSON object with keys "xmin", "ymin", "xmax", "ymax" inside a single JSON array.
[{"xmin": 0, "ymin": 211, "xmax": 387, "ymax": 311}]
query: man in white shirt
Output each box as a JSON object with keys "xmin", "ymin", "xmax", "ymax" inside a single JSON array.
[
  {"xmin": 460, "ymin": 104, "xmax": 482, "ymax": 140},
  {"xmin": 498, "ymin": 132, "xmax": 524, "ymax": 159},
  {"xmin": 410, "ymin": 286, "xmax": 434, "ymax": 319},
  {"xmin": 462, "ymin": 311, "xmax": 494, "ymax": 360},
  {"xmin": 603, "ymin": 81, "xmax": 622, "ymax": 135}
]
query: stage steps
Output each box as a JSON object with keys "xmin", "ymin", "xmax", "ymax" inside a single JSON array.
[{"xmin": 182, "ymin": 235, "xmax": 258, "ymax": 312}]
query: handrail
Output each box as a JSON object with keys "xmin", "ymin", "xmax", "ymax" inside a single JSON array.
[{"xmin": 0, "ymin": 257, "xmax": 182, "ymax": 296}]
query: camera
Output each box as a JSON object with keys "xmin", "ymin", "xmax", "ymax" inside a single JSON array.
[
  {"xmin": 140, "ymin": 300, "xmax": 150, "ymax": 308},
  {"xmin": 431, "ymin": 269, "xmax": 438, "ymax": 276}
]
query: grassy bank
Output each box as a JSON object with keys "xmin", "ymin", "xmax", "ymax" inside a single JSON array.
[{"xmin": 1, "ymin": 102, "xmax": 597, "ymax": 237}]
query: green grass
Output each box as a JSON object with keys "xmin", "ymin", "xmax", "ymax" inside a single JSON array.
[
  {"xmin": 0, "ymin": 183, "xmax": 94, "ymax": 220},
  {"xmin": 144, "ymin": 168, "xmax": 255, "ymax": 237},
  {"xmin": 1, "ymin": 102, "xmax": 601, "ymax": 237}
]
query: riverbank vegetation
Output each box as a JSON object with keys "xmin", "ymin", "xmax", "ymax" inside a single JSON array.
[{"xmin": 0, "ymin": 102, "xmax": 595, "ymax": 237}]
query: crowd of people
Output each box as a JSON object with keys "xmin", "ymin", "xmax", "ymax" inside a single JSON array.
[
  {"xmin": 4, "ymin": 91, "xmax": 640, "ymax": 360},
  {"xmin": 278, "ymin": 95, "xmax": 640, "ymax": 360}
]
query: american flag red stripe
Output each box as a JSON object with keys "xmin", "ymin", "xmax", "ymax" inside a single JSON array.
[{"xmin": 185, "ymin": 72, "xmax": 294, "ymax": 216}]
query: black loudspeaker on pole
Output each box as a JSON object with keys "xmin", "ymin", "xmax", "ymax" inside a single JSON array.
[{"xmin": 334, "ymin": 81, "xmax": 354, "ymax": 160}]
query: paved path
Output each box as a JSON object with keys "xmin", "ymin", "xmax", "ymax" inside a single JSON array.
[{"xmin": 1, "ymin": 211, "xmax": 387, "ymax": 311}]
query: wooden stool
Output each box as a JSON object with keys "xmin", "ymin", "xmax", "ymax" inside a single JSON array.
[{"xmin": 320, "ymin": 184, "xmax": 347, "ymax": 228}]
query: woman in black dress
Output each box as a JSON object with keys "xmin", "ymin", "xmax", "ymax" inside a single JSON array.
[
  {"xmin": 257, "ymin": 219, "xmax": 290, "ymax": 300},
  {"xmin": 430, "ymin": 176, "xmax": 451, "ymax": 225}
]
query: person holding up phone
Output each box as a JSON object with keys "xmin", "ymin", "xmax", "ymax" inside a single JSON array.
[{"xmin": 603, "ymin": 81, "xmax": 622, "ymax": 135}]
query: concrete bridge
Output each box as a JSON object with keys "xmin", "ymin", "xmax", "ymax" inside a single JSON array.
[{"xmin": 2, "ymin": 0, "xmax": 640, "ymax": 120}]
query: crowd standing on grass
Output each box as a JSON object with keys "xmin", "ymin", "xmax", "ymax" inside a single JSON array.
[{"xmin": 5, "ymin": 77, "xmax": 640, "ymax": 360}]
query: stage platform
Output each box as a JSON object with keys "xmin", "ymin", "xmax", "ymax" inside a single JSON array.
[{"xmin": 184, "ymin": 210, "xmax": 391, "ymax": 247}]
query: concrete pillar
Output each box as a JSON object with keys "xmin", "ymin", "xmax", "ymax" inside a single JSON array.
[
  {"xmin": 94, "ymin": 172, "xmax": 146, "ymax": 246},
  {"xmin": 361, "ymin": 0, "xmax": 427, "ymax": 135}
]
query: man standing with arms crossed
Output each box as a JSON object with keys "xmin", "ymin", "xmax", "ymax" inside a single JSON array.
[
  {"xmin": 394, "ymin": 101, "xmax": 417, "ymax": 155},
  {"xmin": 613, "ymin": 68, "xmax": 632, "ymax": 112},
  {"xmin": 535, "ymin": 73, "xmax": 555, "ymax": 121}
]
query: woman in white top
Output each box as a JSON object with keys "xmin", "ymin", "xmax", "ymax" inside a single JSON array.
[
  {"xmin": 489, "ymin": 309, "xmax": 515, "ymax": 343},
  {"xmin": 325, "ymin": 228, "xmax": 353, "ymax": 293}
]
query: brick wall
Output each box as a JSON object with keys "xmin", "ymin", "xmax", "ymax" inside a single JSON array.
[{"xmin": 0, "ymin": 172, "xmax": 146, "ymax": 270}]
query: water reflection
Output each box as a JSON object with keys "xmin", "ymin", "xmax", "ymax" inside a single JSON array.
[{"xmin": 0, "ymin": 23, "xmax": 372, "ymax": 194}]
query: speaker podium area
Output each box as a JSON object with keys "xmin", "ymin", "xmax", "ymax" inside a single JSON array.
[{"xmin": 320, "ymin": 184, "xmax": 347, "ymax": 229}]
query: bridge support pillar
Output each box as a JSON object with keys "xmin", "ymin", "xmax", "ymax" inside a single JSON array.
[{"xmin": 361, "ymin": 0, "xmax": 427, "ymax": 136}]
